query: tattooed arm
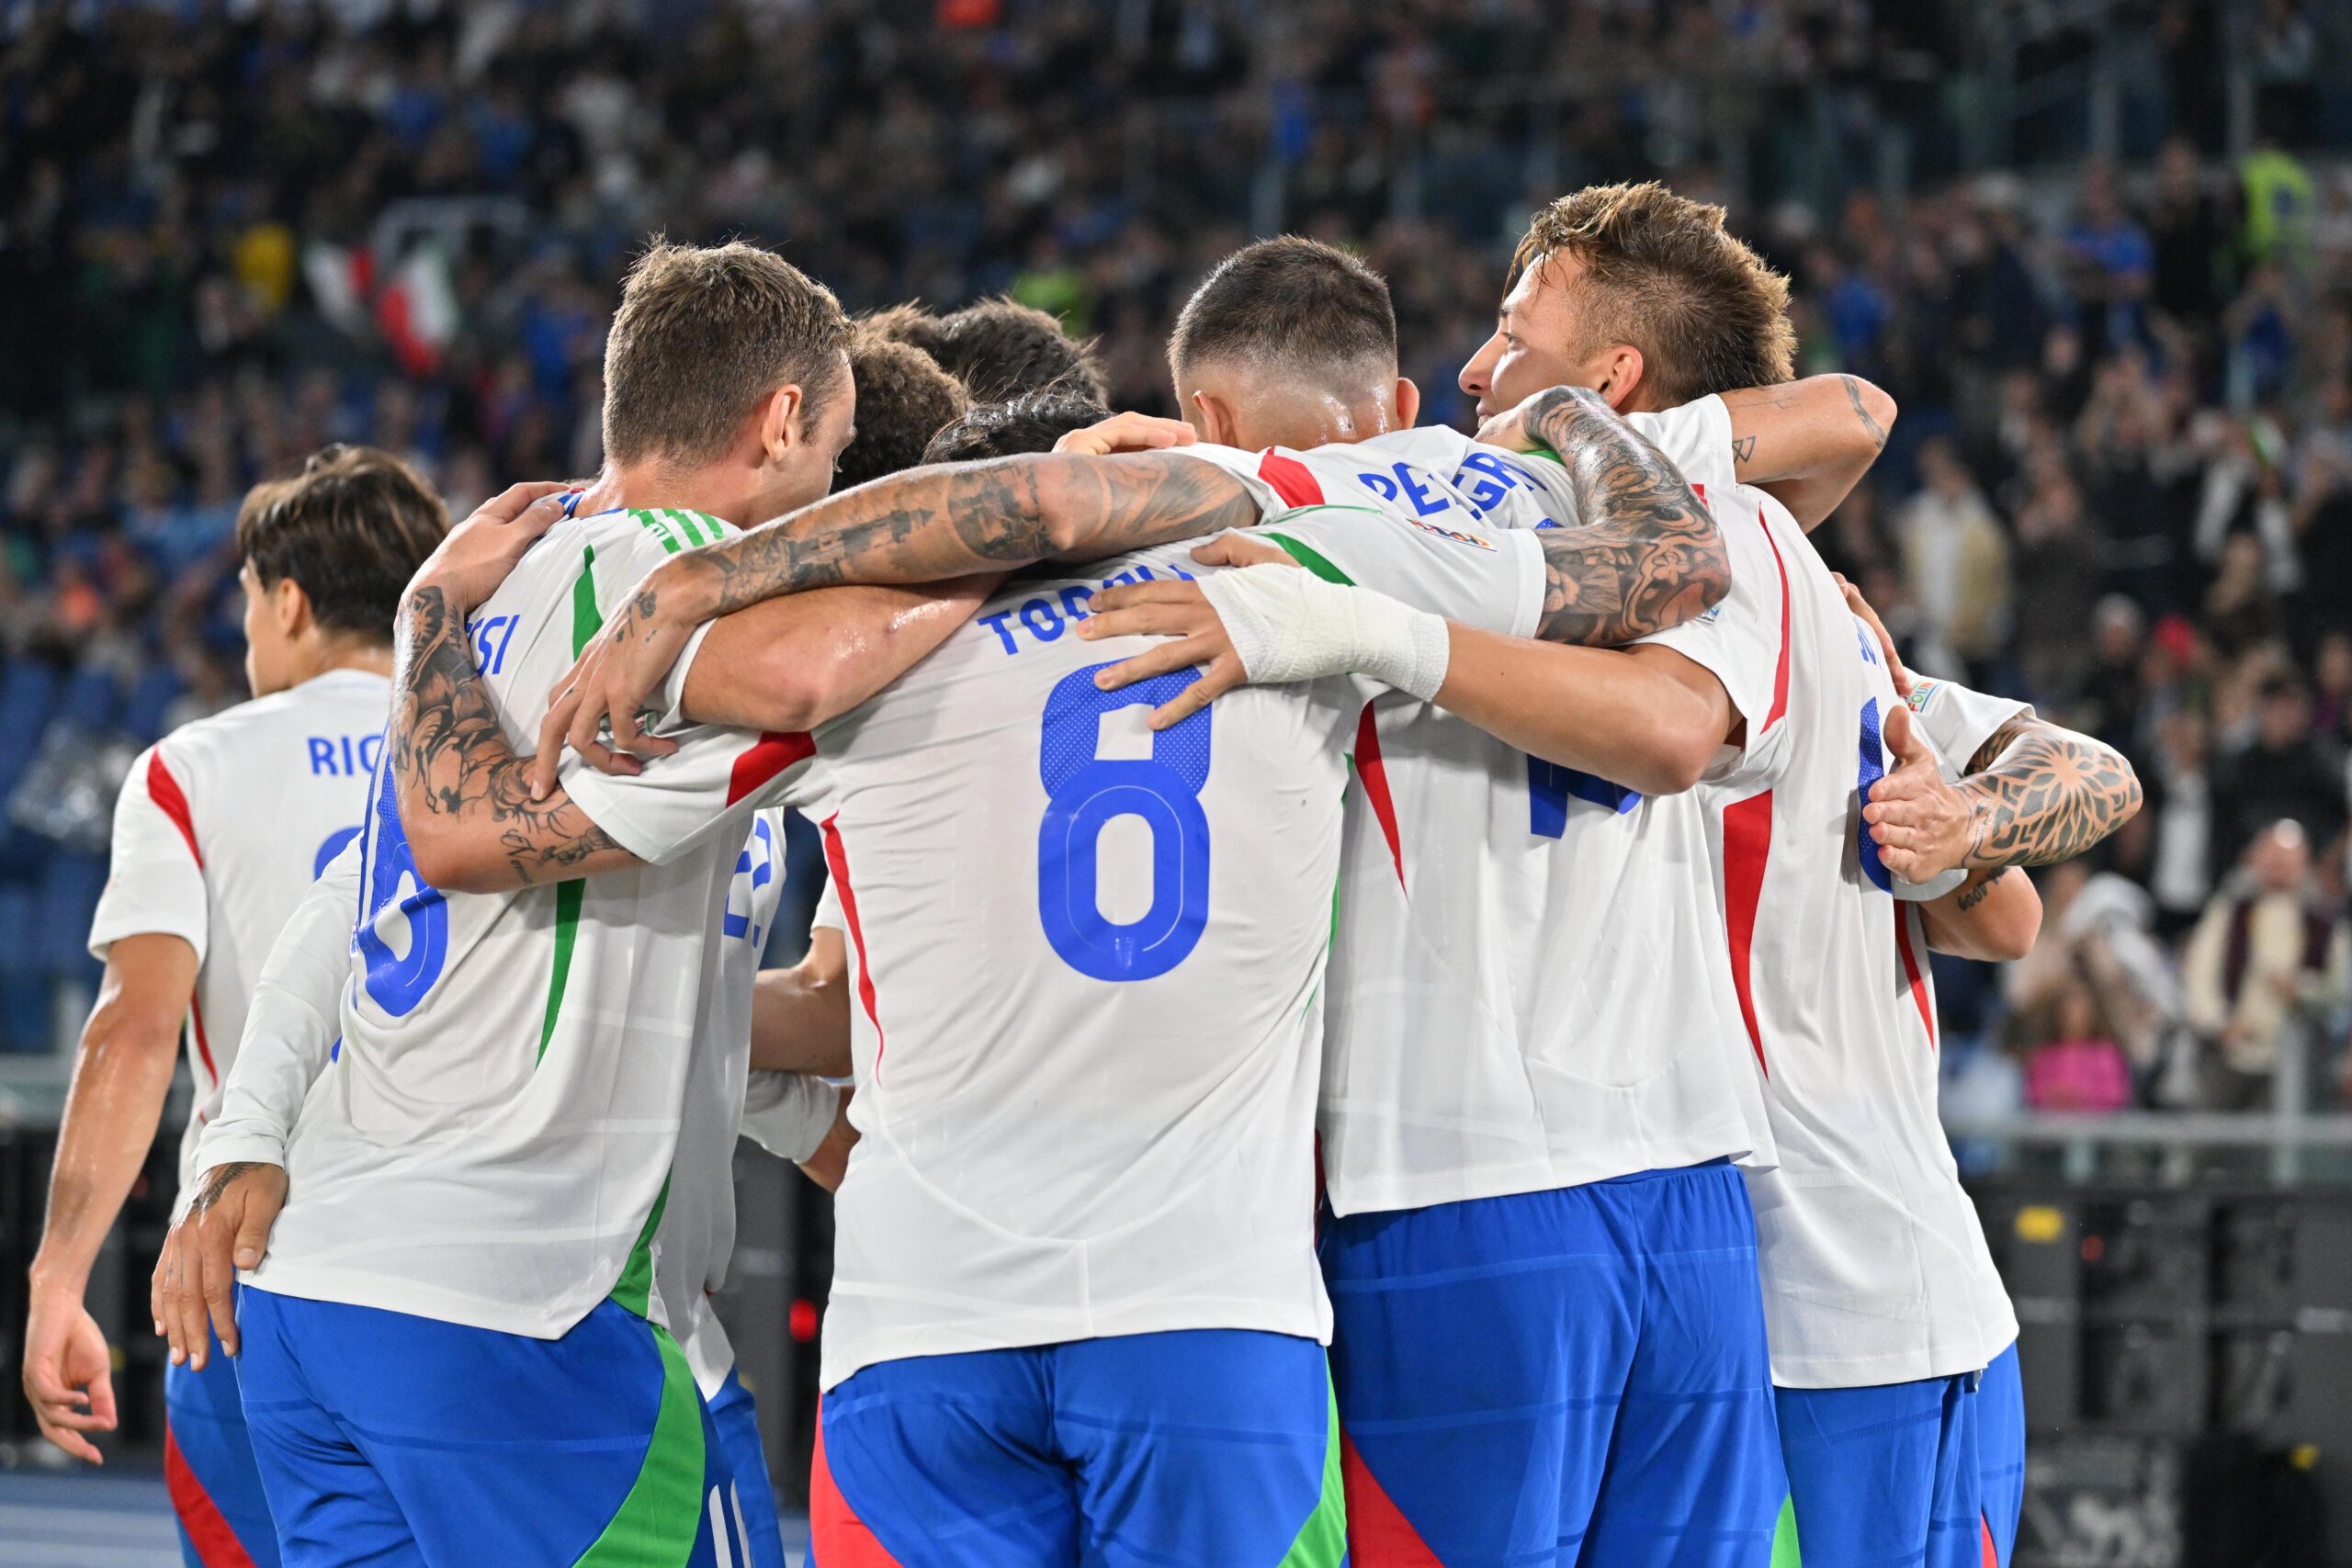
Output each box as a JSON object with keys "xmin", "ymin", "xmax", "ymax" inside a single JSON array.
[
  {"xmin": 1518, "ymin": 384, "xmax": 1729, "ymax": 643},
  {"xmin": 1716, "ymin": 374, "xmax": 1894, "ymax": 531},
  {"xmin": 1864, "ymin": 709, "xmax": 2143, "ymax": 882},
  {"xmin": 1920, "ymin": 866, "xmax": 2044, "ymax": 961}
]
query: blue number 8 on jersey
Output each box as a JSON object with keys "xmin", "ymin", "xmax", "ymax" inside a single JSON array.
[
  {"xmin": 1036, "ymin": 664, "xmax": 1211, "ymax": 982},
  {"xmin": 356, "ymin": 750, "xmax": 450, "ymax": 1015}
]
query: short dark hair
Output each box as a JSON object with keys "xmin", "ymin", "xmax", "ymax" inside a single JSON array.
[
  {"xmin": 861, "ymin": 302, "xmax": 953, "ymax": 364},
  {"xmin": 922, "ymin": 391, "xmax": 1112, "ymax": 463},
  {"xmin": 834, "ymin": 333, "xmax": 970, "ymax": 490},
  {"xmin": 1511, "ymin": 182, "xmax": 1795, "ymax": 403},
  {"xmin": 235, "ymin": 446, "xmax": 449, "ymax": 642},
  {"xmin": 1168, "ymin": 236, "xmax": 1396, "ymax": 387},
  {"xmin": 933, "ymin": 298, "xmax": 1105, "ymax": 404},
  {"xmin": 603, "ymin": 241, "xmax": 851, "ymax": 468}
]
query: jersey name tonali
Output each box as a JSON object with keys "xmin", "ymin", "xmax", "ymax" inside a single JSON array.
[
  {"xmin": 1219, "ymin": 403, "xmax": 1782, "ymax": 1215},
  {"xmin": 91, "ymin": 669, "xmax": 391, "ymax": 1189},
  {"xmin": 246, "ymin": 508, "xmax": 814, "ymax": 1340},
  {"xmin": 1697, "ymin": 502, "xmax": 2028, "ymax": 1383},
  {"xmin": 742, "ymin": 505, "xmax": 1544, "ymax": 1390}
]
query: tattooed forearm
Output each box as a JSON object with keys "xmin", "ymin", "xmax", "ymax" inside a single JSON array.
[
  {"xmin": 1525, "ymin": 385, "xmax": 1727, "ymax": 645},
  {"xmin": 1955, "ymin": 715, "xmax": 2143, "ymax": 869},
  {"xmin": 639, "ymin": 453, "xmax": 1261, "ymax": 630},
  {"xmin": 393, "ymin": 585, "xmax": 626, "ymax": 886},
  {"xmin": 1841, "ymin": 374, "xmax": 1890, "ymax": 454},
  {"xmin": 1954, "ymin": 866, "xmax": 2009, "ymax": 912}
]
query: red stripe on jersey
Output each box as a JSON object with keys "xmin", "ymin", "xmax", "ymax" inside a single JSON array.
[
  {"xmin": 145, "ymin": 751, "xmax": 218, "ymax": 1080},
  {"xmin": 1722, "ymin": 790, "xmax": 1773, "ymax": 1076},
  {"xmin": 1980, "ymin": 1514, "xmax": 2000, "ymax": 1567},
  {"xmin": 147, "ymin": 750, "xmax": 204, "ymax": 869},
  {"xmin": 808, "ymin": 1399, "xmax": 910, "ymax": 1567},
  {"xmin": 1895, "ymin": 900, "xmax": 1937, "ymax": 1049},
  {"xmin": 1341, "ymin": 1432, "xmax": 1445, "ymax": 1566},
  {"xmin": 188, "ymin": 997, "xmax": 217, "ymax": 1086},
  {"xmin": 1757, "ymin": 502, "xmax": 1792, "ymax": 730},
  {"xmin": 820, "ymin": 815, "xmax": 888, "ymax": 1076},
  {"xmin": 726, "ymin": 730, "xmax": 816, "ymax": 807},
  {"xmin": 1352, "ymin": 704, "xmax": 1405, "ymax": 889},
  {"xmin": 164, "ymin": 1424, "xmax": 258, "ymax": 1568},
  {"xmin": 1258, "ymin": 449, "xmax": 1326, "ymax": 509}
]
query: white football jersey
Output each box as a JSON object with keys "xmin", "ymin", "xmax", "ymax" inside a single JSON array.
[
  {"xmin": 1699, "ymin": 504, "xmax": 2030, "ymax": 1387},
  {"xmin": 204, "ymin": 508, "xmax": 816, "ymax": 1340},
  {"xmin": 1185, "ymin": 427, "xmax": 1579, "ymax": 537},
  {"xmin": 89, "ymin": 669, "xmax": 389, "ymax": 1188},
  {"xmin": 739, "ymin": 508, "xmax": 1543, "ymax": 1391},
  {"xmin": 1281, "ymin": 399, "xmax": 1782, "ymax": 1215}
]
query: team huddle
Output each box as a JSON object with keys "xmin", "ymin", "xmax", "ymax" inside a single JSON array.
[{"xmin": 25, "ymin": 183, "xmax": 2143, "ymax": 1568}]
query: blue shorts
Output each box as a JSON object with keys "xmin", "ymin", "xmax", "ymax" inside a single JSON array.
[
  {"xmin": 235, "ymin": 1286, "xmax": 749, "ymax": 1568},
  {"xmin": 710, "ymin": 1366, "xmax": 787, "ymax": 1568},
  {"xmin": 1321, "ymin": 1160, "xmax": 1781, "ymax": 1567},
  {"xmin": 1770, "ymin": 1340, "xmax": 2027, "ymax": 1568},
  {"xmin": 165, "ymin": 1324, "xmax": 281, "ymax": 1568},
  {"xmin": 811, "ymin": 1328, "xmax": 1343, "ymax": 1568}
]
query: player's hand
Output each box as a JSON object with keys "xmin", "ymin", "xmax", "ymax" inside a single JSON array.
[
  {"xmin": 1189, "ymin": 533, "xmax": 1294, "ymax": 570},
  {"xmin": 1080, "ymin": 581, "xmax": 1246, "ymax": 728},
  {"xmin": 23, "ymin": 1283, "xmax": 118, "ymax": 1463},
  {"xmin": 1473, "ymin": 387, "xmax": 1569, "ymax": 455},
  {"xmin": 797, "ymin": 1089, "xmax": 859, "ymax": 1193},
  {"xmin": 1865, "ymin": 704, "xmax": 1973, "ymax": 881},
  {"xmin": 156, "ymin": 1161, "xmax": 287, "ymax": 1371},
  {"xmin": 1836, "ymin": 573, "xmax": 1912, "ymax": 698},
  {"xmin": 411, "ymin": 481, "xmax": 574, "ymax": 615},
  {"xmin": 531, "ymin": 562, "xmax": 699, "ymax": 795},
  {"xmin": 1053, "ymin": 412, "xmax": 1196, "ymax": 457}
]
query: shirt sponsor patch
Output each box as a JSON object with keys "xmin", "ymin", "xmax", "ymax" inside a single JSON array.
[
  {"xmin": 1403, "ymin": 516, "xmax": 1498, "ymax": 550},
  {"xmin": 1905, "ymin": 678, "xmax": 1940, "ymax": 713}
]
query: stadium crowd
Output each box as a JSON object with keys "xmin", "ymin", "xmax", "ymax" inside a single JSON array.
[{"xmin": 1, "ymin": 0, "xmax": 2350, "ymax": 1112}]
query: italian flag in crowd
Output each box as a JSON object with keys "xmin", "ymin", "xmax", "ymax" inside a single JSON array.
[{"xmin": 303, "ymin": 239, "xmax": 459, "ymax": 377}]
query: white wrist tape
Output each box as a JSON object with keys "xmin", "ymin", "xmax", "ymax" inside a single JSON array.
[{"xmin": 1195, "ymin": 562, "xmax": 1452, "ymax": 702}]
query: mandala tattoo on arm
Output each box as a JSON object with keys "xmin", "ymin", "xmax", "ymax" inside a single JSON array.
[{"xmin": 1957, "ymin": 714, "xmax": 2143, "ymax": 869}]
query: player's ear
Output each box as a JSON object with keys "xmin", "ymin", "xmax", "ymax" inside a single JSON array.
[
  {"xmin": 757, "ymin": 383, "xmax": 806, "ymax": 463},
  {"xmin": 271, "ymin": 573, "xmax": 311, "ymax": 640},
  {"xmin": 1393, "ymin": 377, "xmax": 1421, "ymax": 430},
  {"xmin": 1188, "ymin": 389, "xmax": 1238, "ymax": 448},
  {"xmin": 1595, "ymin": 345, "xmax": 1645, "ymax": 412}
]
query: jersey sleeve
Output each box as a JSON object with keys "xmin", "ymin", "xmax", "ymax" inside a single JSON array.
[
  {"xmin": 89, "ymin": 743, "xmax": 211, "ymax": 964},
  {"xmin": 1904, "ymin": 677, "xmax": 2031, "ymax": 776},
  {"xmin": 559, "ymin": 728, "xmax": 817, "ymax": 867},
  {"xmin": 811, "ymin": 875, "xmax": 843, "ymax": 933},
  {"xmin": 740, "ymin": 1071, "xmax": 842, "ymax": 1162},
  {"xmin": 1250, "ymin": 506, "xmax": 1545, "ymax": 637},
  {"xmin": 192, "ymin": 840, "xmax": 360, "ymax": 1176},
  {"xmin": 1630, "ymin": 497, "xmax": 1786, "ymax": 754},
  {"xmin": 1626, "ymin": 395, "xmax": 1737, "ymax": 509}
]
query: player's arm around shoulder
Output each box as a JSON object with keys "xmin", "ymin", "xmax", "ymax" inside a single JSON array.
[
  {"xmin": 1716, "ymin": 374, "xmax": 1896, "ymax": 530},
  {"xmin": 390, "ymin": 483, "xmax": 646, "ymax": 894}
]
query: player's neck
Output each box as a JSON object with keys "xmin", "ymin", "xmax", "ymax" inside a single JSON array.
[
  {"xmin": 290, "ymin": 637, "xmax": 393, "ymax": 686},
  {"xmin": 582, "ymin": 461, "xmax": 770, "ymax": 528}
]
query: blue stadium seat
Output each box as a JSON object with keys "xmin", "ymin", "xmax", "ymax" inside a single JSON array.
[
  {"xmin": 122, "ymin": 665, "xmax": 185, "ymax": 742},
  {"xmin": 36, "ymin": 851, "xmax": 107, "ymax": 982},
  {"xmin": 60, "ymin": 665, "xmax": 122, "ymax": 731}
]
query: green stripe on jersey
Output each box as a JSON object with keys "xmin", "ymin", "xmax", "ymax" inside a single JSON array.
[
  {"xmin": 1770, "ymin": 1495, "xmax": 1802, "ymax": 1567},
  {"xmin": 572, "ymin": 1319, "xmax": 703, "ymax": 1567},
  {"xmin": 633, "ymin": 510, "xmax": 684, "ymax": 554},
  {"xmin": 538, "ymin": 546, "xmax": 599, "ymax": 1065},
  {"xmin": 1273, "ymin": 1368, "xmax": 1347, "ymax": 1566},
  {"xmin": 1262, "ymin": 531, "xmax": 1355, "ymax": 587},
  {"xmin": 609, "ymin": 1176, "xmax": 671, "ymax": 1319},
  {"xmin": 669, "ymin": 509, "xmax": 709, "ymax": 547}
]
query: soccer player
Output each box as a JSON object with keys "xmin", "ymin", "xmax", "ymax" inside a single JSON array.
[
  {"xmin": 538, "ymin": 238, "xmax": 1909, "ymax": 1568},
  {"xmin": 1458, "ymin": 183, "xmax": 2142, "ymax": 1568},
  {"xmin": 831, "ymin": 328, "xmax": 969, "ymax": 490},
  {"xmin": 149, "ymin": 243, "xmax": 972, "ymax": 1568},
  {"xmin": 412, "ymin": 389, "xmax": 1724, "ymax": 1564},
  {"xmin": 868, "ymin": 295, "xmax": 1108, "ymax": 404},
  {"xmin": 23, "ymin": 446, "xmax": 446, "ymax": 1566}
]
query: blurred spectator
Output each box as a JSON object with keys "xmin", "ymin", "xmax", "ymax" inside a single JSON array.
[
  {"xmin": 2182, "ymin": 821, "xmax": 2351, "ymax": 1109},
  {"xmin": 2023, "ymin": 982, "xmax": 2135, "ymax": 1113},
  {"xmin": 1897, "ymin": 438, "xmax": 2011, "ymax": 679},
  {"xmin": 2210, "ymin": 674, "xmax": 2348, "ymax": 874}
]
